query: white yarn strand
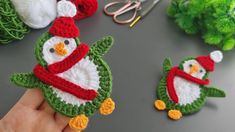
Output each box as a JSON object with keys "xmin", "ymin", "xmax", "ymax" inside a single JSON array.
[{"xmin": 10, "ymin": 0, "xmax": 57, "ymax": 29}]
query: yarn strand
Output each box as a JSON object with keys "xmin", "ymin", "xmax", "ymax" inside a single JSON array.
[{"xmin": 0, "ymin": 0, "xmax": 29, "ymax": 44}]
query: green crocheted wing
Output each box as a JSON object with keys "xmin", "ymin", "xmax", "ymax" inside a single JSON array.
[
  {"xmin": 11, "ymin": 73, "xmax": 42, "ymax": 88},
  {"xmin": 163, "ymin": 58, "xmax": 173, "ymax": 74},
  {"xmin": 90, "ymin": 36, "xmax": 114, "ymax": 57},
  {"xmin": 203, "ymin": 86, "xmax": 226, "ymax": 97}
]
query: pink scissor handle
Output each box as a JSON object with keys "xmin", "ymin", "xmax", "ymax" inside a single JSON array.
[
  {"xmin": 104, "ymin": 1, "xmax": 141, "ymax": 24},
  {"xmin": 104, "ymin": 1, "xmax": 132, "ymax": 16}
]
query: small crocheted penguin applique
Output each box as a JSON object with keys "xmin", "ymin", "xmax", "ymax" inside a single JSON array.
[
  {"xmin": 11, "ymin": 0, "xmax": 115, "ymax": 131},
  {"xmin": 154, "ymin": 51, "xmax": 226, "ymax": 120}
]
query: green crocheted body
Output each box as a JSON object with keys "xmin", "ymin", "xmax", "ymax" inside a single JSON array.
[
  {"xmin": 167, "ymin": 0, "xmax": 235, "ymax": 50},
  {"xmin": 11, "ymin": 33, "xmax": 114, "ymax": 117},
  {"xmin": 157, "ymin": 58, "xmax": 226, "ymax": 115},
  {"xmin": 40, "ymin": 54, "xmax": 112, "ymax": 117},
  {"xmin": 157, "ymin": 75, "xmax": 207, "ymax": 114},
  {"xmin": 0, "ymin": 0, "xmax": 29, "ymax": 44}
]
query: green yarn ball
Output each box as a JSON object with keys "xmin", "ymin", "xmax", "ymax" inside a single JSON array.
[
  {"xmin": 0, "ymin": 0, "xmax": 29, "ymax": 44},
  {"xmin": 167, "ymin": 0, "xmax": 235, "ymax": 51}
]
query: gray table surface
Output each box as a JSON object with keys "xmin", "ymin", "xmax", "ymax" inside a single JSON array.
[{"xmin": 1, "ymin": 0, "xmax": 235, "ymax": 132}]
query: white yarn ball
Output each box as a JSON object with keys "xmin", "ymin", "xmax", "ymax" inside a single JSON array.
[
  {"xmin": 210, "ymin": 50, "xmax": 223, "ymax": 63},
  {"xmin": 11, "ymin": 0, "xmax": 57, "ymax": 29},
  {"xmin": 57, "ymin": 0, "xmax": 77, "ymax": 17}
]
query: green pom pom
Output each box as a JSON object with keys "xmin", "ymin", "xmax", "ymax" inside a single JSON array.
[
  {"xmin": 184, "ymin": 26, "xmax": 199, "ymax": 34},
  {"xmin": 167, "ymin": 3, "xmax": 178, "ymax": 17},
  {"xmin": 222, "ymin": 38, "xmax": 235, "ymax": 51},
  {"xmin": 215, "ymin": 18, "xmax": 235, "ymax": 33},
  {"xmin": 187, "ymin": 0, "xmax": 206, "ymax": 16},
  {"xmin": 167, "ymin": 7, "xmax": 176, "ymax": 17},
  {"xmin": 175, "ymin": 14, "xmax": 193, "ymax": 29},
  {"xmin": 203, "ymin": 32, "xmax": 222, "ymax": 45},
  {"xmin": 167, "ymin": 0, "xmax": 235, "ymax": 50}
]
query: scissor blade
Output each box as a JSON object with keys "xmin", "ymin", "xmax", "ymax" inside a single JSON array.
[
  {"xmin": 140, "ymin": 0, "xmax": 160, "ymax": 17},
  {"xmin": 131, "ymin": 0, "xmax": 146, "ymax": 3}
]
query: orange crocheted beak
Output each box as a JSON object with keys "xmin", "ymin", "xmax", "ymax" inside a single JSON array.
[
  {"xmin": 189, "ymin": 64, "xmax": 199, "ymax": 75},
  {"xmin": 54, "ymin": 42, "xmax": 68, "ymax": 56}
]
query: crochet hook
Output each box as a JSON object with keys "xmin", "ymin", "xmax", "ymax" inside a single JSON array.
[{"xmin": 129, "ymin": 0, "xmax": 160, "ymax": 28}]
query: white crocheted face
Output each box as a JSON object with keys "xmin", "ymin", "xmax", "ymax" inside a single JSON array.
[
  {"xmin": 182, "ymin": 60, "xmax": 206, "ymax": 79},
  {"xmin": 42, "ymin": 36, "xmax": 77, "ymax": 64}
]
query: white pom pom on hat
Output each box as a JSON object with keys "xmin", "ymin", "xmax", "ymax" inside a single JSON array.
[
  {"xmin": 57, "ymin": 0, "xmax": 77, "ymax": 17},
  {"xmin": 210, "ymin": 50, "xmax": 223, "ymax": 63}
]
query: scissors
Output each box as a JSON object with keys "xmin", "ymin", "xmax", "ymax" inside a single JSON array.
[
  {"xmin": 103, "ymin": 0, "xmax": 146, "ymax": 24},
  {"xmin": 130, "ymin": 0, "xmax": 160, "ymax": 27}
]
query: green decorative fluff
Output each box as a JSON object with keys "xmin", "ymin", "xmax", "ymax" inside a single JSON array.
[
  {"xmin": 0, "ymin": 0, "xmax": 29, "ymax": 44},
  {"xmin": 167, "ymin": 0, "xmax": 235, "ymax": 50}
]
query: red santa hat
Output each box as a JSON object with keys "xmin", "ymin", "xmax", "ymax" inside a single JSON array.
[
  {"xmin": 196, "ymin": 50, "xmax": 223, "ymax": 72},
  {"xmin": 49, "ymin": 0, "xmax": 80, "ymax": 38}
]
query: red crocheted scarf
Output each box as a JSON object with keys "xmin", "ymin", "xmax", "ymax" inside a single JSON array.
[
  {"xmin": 33, "ymin": 44, "xmax": 97, "ymax": 100},
  {"xmin": 48, "ymin": 44, "xmax": 89, "ymax": 74},
  {"xmin": 166, "ymin": 67, "xmax": 209, "ymax": 103}
]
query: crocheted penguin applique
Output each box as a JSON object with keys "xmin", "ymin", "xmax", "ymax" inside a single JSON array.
[
  {"xmin": 154, "ymin": 51, "xmax": 226, "ymax": 120},
  {"xmin": 11, "ymin": 0, "xmax": 115, "ymax": 131}
]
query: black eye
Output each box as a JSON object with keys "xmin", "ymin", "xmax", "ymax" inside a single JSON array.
[
  {"xmin": 49, "ymin": 48, "xmax": 55, "ymax": 53},
  {"xmin": 189, "ymin": 64, "xmax": 193, "ymax": 67},
  {"xmin": 64, "ymin": 40, "xmax": 69, "ymax": 45},
  {"xmin": 200, "ymin": 70, "xmax": 203, "ymax": 73}
]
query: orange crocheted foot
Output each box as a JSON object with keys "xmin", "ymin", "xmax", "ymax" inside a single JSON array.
[
  {"xmin": 99, "ymin": 98, "xmax": 115, "ymax": 115},
  {"xmin": 154, "ymin": 100, "xmax": 166, "ymax": 110},
  {"xmin": 69, "ymin": 114, "xmax": 89, "ymax": 131},
  {"xmin": 168, "ymin": 109, "xmax": 182, "ymax": 120}
]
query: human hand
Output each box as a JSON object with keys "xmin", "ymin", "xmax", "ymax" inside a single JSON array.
[{"xmin": 0, "ymin": 89, "xmax": 78, "ymax": 132}]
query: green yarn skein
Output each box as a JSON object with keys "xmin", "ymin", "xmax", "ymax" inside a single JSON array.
[
  {"xmin": 167, "ymin": 0, "xmax": 235, "ymax": 51},
  {"xmin": 0, "ymin": 0, "xmax": 29, "ymax": 44}
]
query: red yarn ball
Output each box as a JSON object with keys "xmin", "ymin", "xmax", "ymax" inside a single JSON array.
[{"xmin": 71, "ymin": 0, "xmax": 98, "ymax": 20}]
